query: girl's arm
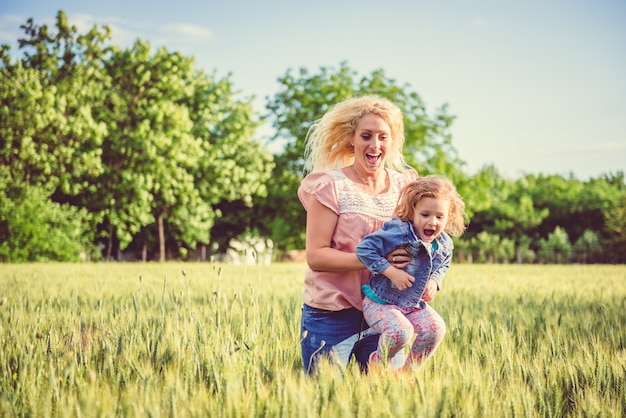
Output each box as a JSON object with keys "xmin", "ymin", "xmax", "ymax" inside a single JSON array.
[
  {"xmin": 355, "ymin": 220, "xmax": 405, "ymax": 275},
  {"xmin": 423, "ymin": 250, "xmax": 453, "ymax": 301},
  {"xmin": 430, "ymin": 251, "xmax": 452, "ymax": 289}
]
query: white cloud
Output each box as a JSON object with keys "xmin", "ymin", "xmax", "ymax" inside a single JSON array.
[
  {"xmin": 69, "ymin": 13, "xmax": 104, "ymax": 32},
  {"xmin": 81, "ymin": 17, "xmax": 215, "ymax": 50},
  {"xmin": 164, "ymin": 23, "xmax": 213, "ymax": 40},
  {"xmin": 0, "ymin": 14, "xmax": 33, "ymax": 45},
  {"xmin": 107, "ymin": 23, "xmax": 144, "ymax": 47},
  {"xmin": 0, "ymin": 14, "xmax": 23, "ymax": 25},
  {"xmin": 0, "ymin": 12, "xmax": 213, "ymax": 53}
]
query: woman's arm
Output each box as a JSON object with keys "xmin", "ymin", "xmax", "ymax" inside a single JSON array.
[{"xmin": 304, "ymin": 197, "xmax": 365, "ymax": 272}]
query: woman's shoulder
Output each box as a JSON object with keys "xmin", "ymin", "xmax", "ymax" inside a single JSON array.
[
  {"xmin": 302, "ymin": 167, "xmax": 415, "ymax": 188},
  {"xmin": 298, "ymin": 169, "xmax": 347, "ymax": 211},
  {"xmin": 300, "ymin": 168, "xmax": 344, "ymax": 190}
]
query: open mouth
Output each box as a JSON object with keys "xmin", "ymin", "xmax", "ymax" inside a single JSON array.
[
  {"xmin": 423, "ymin": 229, "xmax": 436, "ymax": 238},
  {"xmin": 366, "ymin": 153, "xmax": 381, "ymax": 164}
]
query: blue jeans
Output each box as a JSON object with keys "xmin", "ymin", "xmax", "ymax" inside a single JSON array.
[{"xmin": 300, "ymin": 304, "xmax": 380, "ymax": 374}]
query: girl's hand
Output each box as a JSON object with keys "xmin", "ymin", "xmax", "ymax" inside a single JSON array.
[
  {"xmin": 421, "ymin": 279, "xmax": 438, "ymax": 302},
  {"xmin": 386, "ymin": 247, "xmax": 410, "ymax": 268},
  {"xmin": 382, "ymin": 266, "xmax": 415, "ymax": 291}
]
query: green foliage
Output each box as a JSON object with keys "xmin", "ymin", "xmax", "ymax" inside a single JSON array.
[
  {"xmin": 1, "ymin": 11, "xmax": 272, "ymax": 261},
  {"xmin": 1, "ymin": 11, "xmax": 625, "ymax": 262},
  {"xmin": 0, "ymin": 172, "xmax": 95, "ymax": 261},
  {"xmin": 538, "ymin": 227, "xmax": 573, "ymax": 264},
  {"xmin": 253, "ymin": 163, "xmax": 305, "ymax": 252},
  {"xmin": 529, "ymin": 173, "xmax": 626, "ymax": 263},
  {"xmin": 459, "ymin": 231, "xmax": 516, "ymax": 263},
  {"xmin": 463, "ymin": 168, "xmax": 626, "ymax": 264},
  {"xmin": 573, "ymin": 229, "xmax": 602, "ymax": 264},
  {"xmin": 465, "ymin": 166, "xmax": 549, "ymax": 242},
  {"xmin": 515, "ymin": 236, "xmax": 538, "ymax": 264},
  {"xmin": 604, "ymin": 194, "xmax": 626, "ymax": 261},
  {"xmin": 0, "ymin": 12, "xmax": 110, "ymax": 197},
  {"xmin": 0, "ymin": 263, "xmax": 624, "ymax": 416},
  {"xmin": 184, "ymin": 70, "xmax": 274, "ymax": 256},
  {"xmin": 100, "ymin": 39, "xmax": 210, "ymax": 259}
]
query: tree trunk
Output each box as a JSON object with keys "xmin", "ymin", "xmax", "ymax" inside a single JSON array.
[
  {"xmin": 106, "ymin": 225, "xmax": 114, "ymax": 261},
  {"xmin": 158, "ymin": 212, "xmax": 165, "ymax": 262}
]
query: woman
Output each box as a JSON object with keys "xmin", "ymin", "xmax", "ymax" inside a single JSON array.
[{"xmin": 298, "ymin": 95, "xmax": 447, "ymax": 374}]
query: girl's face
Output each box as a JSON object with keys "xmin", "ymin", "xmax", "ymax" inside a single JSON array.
[
  {"xmin": 352, "ymin": 113, "xmax": 391, "ymax": 173},
  {"xmin": 412, "ymin": 197, "xmax": 450, "ymax": 243}
]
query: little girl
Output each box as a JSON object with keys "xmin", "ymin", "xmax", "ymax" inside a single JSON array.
[{"xmin": 356, "ymin": 175, "xmax": 466, "ymax": 370}]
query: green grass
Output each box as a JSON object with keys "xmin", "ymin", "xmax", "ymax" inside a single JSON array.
[{"xmin": 0, "ymin": 263, "xmax": 624, "ymax": 417}]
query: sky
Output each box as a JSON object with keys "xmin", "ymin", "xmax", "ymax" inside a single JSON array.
[{"xmin": 1, "ymin": 0, "xmax": 625, "ymax": 180}]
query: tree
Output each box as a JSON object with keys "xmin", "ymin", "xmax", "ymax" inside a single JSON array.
[
  {"xmin": 538, "ymin": 227, "xmax": 572, "ymax": 264},
  {"xmin": 100, "ymin": 39, "xmax": 210, "ymax": 261},
  {"xmin": 263, "ymin": 62, "xmax": 462, "ymax": 252},
  {"xmin": 516, "ymin": 236, "xmax": 537, "ymax": 264},
  {"xmin": 573, "ymin": 229, "xmax": 601, "ymax": 264},
  {"xmin": 0, "ymin": 11, "xmax": 110, "ymax": 261},
  {"xmin": 184, "ymin": 69, "xmax": 274, "ymax": 258},
  {"xmin": 0, "ymin": 168, "xmax": 95, "ymax": 261},
  {"xmin": 452, "ymin": 236, "xmax": 472, "ymax": 263},
  {"xmin": 604, "ymin": 194, "xmax": 626, "ymax": 263},
  {"xmin": 101, "ymin": 40, "xmax": 272, "ymax": 261},
  {"xmin": 521, "ymin": 172, "xmax": 625, "ymax": 263},
  {"xmin": 462, "ymin": 166, "xmax": 548, "ymax": 262},
  {"xmin": 523, "ymin": 174, "xmax": 584, "ymax": 240},
  {"xmin": 1, "ymin": 11, "xmax": 273, "ymax": 261},
  {"xmin": 0, "ymin": 11, "xmax": 110, "ymax": 196},
  {"xmin": 471, "ymin": 231, "xmax": 514, "ymax": 263}
]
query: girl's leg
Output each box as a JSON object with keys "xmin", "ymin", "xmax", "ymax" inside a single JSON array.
[
  {"xmin": 362, "ymin": 297, "xmax": 413, "ymax": 364},
  {"xmin": 404, "ymin": 304, "xmax": 446, "ymax": 368}
]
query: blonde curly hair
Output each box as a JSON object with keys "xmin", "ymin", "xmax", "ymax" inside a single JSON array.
[{"xmin": 303, "ymin": 95, "xmax": 409, "ymax": 173}]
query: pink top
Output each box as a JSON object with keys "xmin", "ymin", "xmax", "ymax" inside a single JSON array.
[{"xmin": 297, "ymin": 167, "xmax": 419, "ymax": 311}]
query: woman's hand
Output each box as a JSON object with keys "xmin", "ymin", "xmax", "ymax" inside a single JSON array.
[{"xmin": 386, "ymin": 247, "xmax": 410, "ymax": 268}]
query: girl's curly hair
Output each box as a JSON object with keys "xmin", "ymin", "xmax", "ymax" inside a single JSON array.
[{"xmin": 393, "ymin": 175, "xmax": 467, "ymax": 236}]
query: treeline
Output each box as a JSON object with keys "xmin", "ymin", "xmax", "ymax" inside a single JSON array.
[{"xmin": 1, "ymin": 11, "xmax": 624, "ymax": 263}]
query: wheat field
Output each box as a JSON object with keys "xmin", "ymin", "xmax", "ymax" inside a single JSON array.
[{"xmin": 0, "ymin": 262, "xmax": 624, "ymax": 417}]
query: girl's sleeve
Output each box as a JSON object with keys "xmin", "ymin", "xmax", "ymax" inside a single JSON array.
[
  {"xmin": 430, "ymin": 255, "xmax": 450, "ymax": 290},
  {"xmin": 430, "ymin": 234, "xmax": 454, "ymax": 289},
  {"xmin": 297, "ymin": 172, "xmax": 339, "ymax": 214},
  {"xmin": 355, "ymin": 221, "xmax": 405, "ymax": 275}
]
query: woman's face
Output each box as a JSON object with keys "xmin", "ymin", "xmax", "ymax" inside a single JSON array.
[{"xmin": 352, "ymin": 113, "xmax": 392, "ymax": 173}]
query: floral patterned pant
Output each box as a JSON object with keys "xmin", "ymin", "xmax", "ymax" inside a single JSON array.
[{"xmin": 362, "ymin": 296, "xmax": 446, "ymax": 368}]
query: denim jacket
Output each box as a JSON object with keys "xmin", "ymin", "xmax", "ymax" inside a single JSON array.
[{"xmin": 356, "ymin": 217, "xmax": 453, "ymax": 310}]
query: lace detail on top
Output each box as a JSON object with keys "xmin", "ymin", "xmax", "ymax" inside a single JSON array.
[{"xmin": 327, "ymin": 168, "xmax": 413, "ymax": 221}]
